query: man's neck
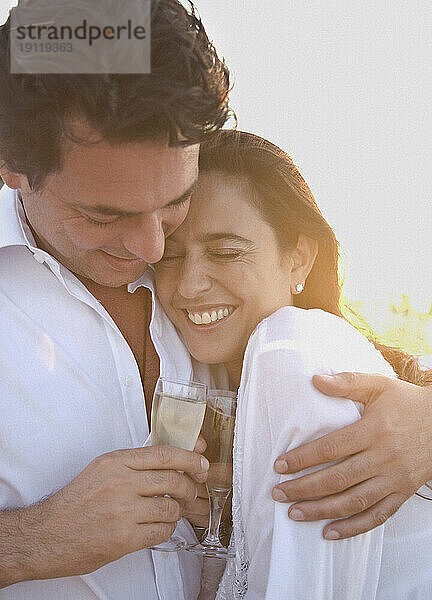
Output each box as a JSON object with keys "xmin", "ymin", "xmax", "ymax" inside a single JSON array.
[{"xmin": 74, "ymin": 274, "xmax": 133, "ymax": 306}]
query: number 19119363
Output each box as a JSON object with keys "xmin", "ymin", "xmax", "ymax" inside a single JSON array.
[{"xmin": 19, "ymin": 42, "xmax": 73, "ymax": 53}]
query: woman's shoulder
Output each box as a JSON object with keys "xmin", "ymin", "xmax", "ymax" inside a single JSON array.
[
  {"xmin": 245, "ymin": 306, "xmax": 395, "ymax": 378},
  {"xmin": 249, "ymin": 305, "xmax": 362, "ymax": 346}
]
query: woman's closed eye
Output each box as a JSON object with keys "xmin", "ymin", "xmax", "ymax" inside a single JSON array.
[{"xmin": 206, "ymin": 248, "xmax": 244, "ymax": 260}]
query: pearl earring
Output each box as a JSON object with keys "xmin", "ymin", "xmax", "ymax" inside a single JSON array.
[{"xmin": 295, "ymin": 283, "xmax": 304, "ymax": 293}]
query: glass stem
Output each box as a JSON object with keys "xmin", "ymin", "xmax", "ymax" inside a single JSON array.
[{"xmin": 203, "ymin": 491, "xmax": 229, "ymax": 546}]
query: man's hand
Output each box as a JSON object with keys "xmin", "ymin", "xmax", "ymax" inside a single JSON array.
[
  {"xmin": 0, "ymin": 445, "xmax": 209, "ymax": 587},
  {"xmin": 183, "ymin": 436, "xmax": 210, "ymax": 528},
  {"xmin": 271, "ymin": 373, "xmax": 432, "ymax": 540}
]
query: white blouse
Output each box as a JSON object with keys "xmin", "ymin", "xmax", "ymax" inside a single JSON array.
[{"xmin": 217, "ymin": 306, "xmax": 432, "ymax": 600}]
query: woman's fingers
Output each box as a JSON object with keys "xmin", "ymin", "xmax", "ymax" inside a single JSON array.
[{"xmin": 322, "ymin": 493, "xmax": 406, "ymax": 540}]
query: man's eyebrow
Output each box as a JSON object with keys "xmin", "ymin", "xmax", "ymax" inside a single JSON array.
[{"xmin": 74, "ymin": 179, "xmax": 199, "ymax": 217}]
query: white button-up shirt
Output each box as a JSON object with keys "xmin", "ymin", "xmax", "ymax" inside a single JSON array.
[{"xmin": 0, "ymin": 184, "xmax": 222, "ymax": 599}]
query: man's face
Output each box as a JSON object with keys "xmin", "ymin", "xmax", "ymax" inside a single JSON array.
[{"xmin": 9, "ymin": 124, "xmax": 199, "ymax": 287}]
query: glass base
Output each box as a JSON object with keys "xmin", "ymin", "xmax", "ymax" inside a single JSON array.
[
  {"xmin": 150, "ymin": 535, "xmax": 186, "ymax": 552},
  {"xmin": 186, "ymin": 541, "xmax": 235, "ymax": 559}
]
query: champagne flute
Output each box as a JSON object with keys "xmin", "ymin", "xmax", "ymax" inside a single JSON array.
[
  {"xmin": 150, "ymin": 376, "xmax": 207, "ymax": 552},
  {"xmin": 186, "ymin": 389, "xmax": 237, "ymax": 559}
]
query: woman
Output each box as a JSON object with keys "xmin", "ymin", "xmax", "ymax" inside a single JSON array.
[{"xmin": 154, "ymin": 130, "xmax": 432, "ymax": 599}]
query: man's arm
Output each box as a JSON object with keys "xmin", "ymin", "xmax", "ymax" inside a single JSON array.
[
  {"xmin": 0, "ymin": 446, "xmax": 208, "ymax": 589},
  {"xmin": 272, "ymin": 373, "xmax": 432, "ymax": 540}
]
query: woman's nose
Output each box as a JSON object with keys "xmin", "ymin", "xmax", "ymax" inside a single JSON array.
[
  {"xmin": 176, "ymin": 258, "xmax": 212, "ymax": 300},
  {"xmin": 121, "ymin": 214, "xmax": 166, "ymax": 264}
]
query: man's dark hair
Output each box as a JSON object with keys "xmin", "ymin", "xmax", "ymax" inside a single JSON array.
[{"xmin": 0, "ymin": 0, "xmax": 231, "ymax": 191}]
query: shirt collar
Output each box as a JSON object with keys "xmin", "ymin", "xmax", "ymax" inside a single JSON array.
[{"xmin": 0, "ymin": 184, "xmax": 37, "ymax": 249}]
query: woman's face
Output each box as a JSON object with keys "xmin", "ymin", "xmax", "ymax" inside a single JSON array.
[{"xmin": 154, "ymin": 172, "xmax": 295, "ymax": 367}]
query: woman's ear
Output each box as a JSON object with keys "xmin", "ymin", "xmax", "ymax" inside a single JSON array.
[{"xmin": 288, "ymin": 234, "xmax": 318, "ymax": 292}]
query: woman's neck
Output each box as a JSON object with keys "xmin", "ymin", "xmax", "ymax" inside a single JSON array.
[{"xmin": 224, "ymin": 356, "xmax": 243, "ymax": 390}]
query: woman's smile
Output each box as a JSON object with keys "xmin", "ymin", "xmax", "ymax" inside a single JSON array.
[
  {"xmin": 184, "ymin": 305, "xmax": 235, "ymax": 326},
  {"xmin": 154, "ymin": 171, "xmax": 304, "ymax": 380}
]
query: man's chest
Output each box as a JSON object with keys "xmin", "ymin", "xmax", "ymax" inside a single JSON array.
[
  {"xmin": 95, "ymin": 287, "xmax": 160, "ymax": 420},
  {"xmin": 0, "ymin": 273, "xmax": 153, "ymax": 504}
]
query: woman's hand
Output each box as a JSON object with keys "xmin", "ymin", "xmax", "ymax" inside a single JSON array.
[{"xmin": 272, "ymin": 373, "xmax": 432, "ymax": 539}]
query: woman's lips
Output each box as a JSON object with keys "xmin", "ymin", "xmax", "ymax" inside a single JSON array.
[{"xmin": 101, "ymin": 251, "xmax": 145, "ymax": 271}]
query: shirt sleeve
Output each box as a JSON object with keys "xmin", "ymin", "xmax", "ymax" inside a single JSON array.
[{"xmin": 237, "ymin": 333, "xmax": 386, "ymax": 600}]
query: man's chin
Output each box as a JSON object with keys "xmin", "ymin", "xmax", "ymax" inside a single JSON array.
[{"xmin": 97, "ymin": 268, "xmax": 148, "ymax": 288}]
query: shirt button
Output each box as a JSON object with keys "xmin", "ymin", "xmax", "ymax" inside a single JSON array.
[
  {"xmin": 33, "ymin": 251, "xmax": 45, "ymax": 264},
  {"xmin": 122, "ymin": 375, "xmax": 133, "ymax": 387}
]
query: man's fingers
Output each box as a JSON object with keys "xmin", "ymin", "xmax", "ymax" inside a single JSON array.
[
  {"xmin": 274, "ymin": 421, "xmax": 370, "ymax": 475},
  {"xmin": 183, "ymin": 496, "xmax": 210, "ymax": 516},
  {"xmin": 194, "ymin": 435, "xmax": 207, "ymax": 454},
  {"xmin": 195, "ymin": 482, "xmax": 209, "ymax": 499},
  {"xmin": 136, "ymin": 522, "xmax": 177, "ymax": 548},
  {"xmin": 273, "ymin": 451, "xmax": 379, "ymax": 502},
  {"xmin": 135, "ymin": 469, "xmax": 198, "ymax": 502},
  {"xmin": 312, "ymin": 372, "xmax": 390, "ymax": 404},
  {"xmin": 117, "ymin": 445, "xmax": 209, "ymax": 476},
  {"xmin": 182, "ymin": 484, "xmax": 210, "ymax": 527},
  {"xmin": 183, "ymin": 513, "xmax": 209, "ymax": 528},
  {"xmin": 287, "ymin": 477, "xmax": 390, "ymax": 521},
  {"xmin": 322, "ymin": 493, "xmax": 406, "ymax": 540},
  {"xmin": 136, "ymin": 496, "xmax": 182, "ymax": 523}
]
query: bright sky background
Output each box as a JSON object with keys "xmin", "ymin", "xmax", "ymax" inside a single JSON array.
[
  {"xmin": 193, "ymin": 0, "xmax": 432, "ymax": 313},
  {"xmin": 1, "ymin": 0, "xmax": 431, "ymax": 312}
]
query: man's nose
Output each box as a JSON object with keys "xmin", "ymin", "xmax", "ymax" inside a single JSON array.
[
  {"xmin": 176, "ymin": 257, "xmax": 212, "ymax": 299},
  {"xmin": 121, "ymin": 214, "xmax": 166, "ymax": 264}
]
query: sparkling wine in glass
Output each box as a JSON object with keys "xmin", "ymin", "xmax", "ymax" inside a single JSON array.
[
  {"xmin": 186, "ymin": 389, "xmax": 237, "ymax": 559},
  {"xmin": 150, "ymin": 376, "xmax": 207, "ymax": 552}
]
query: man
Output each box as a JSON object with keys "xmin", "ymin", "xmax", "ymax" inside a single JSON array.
[
  {"xmin": 0, "ymin": 1, "xmax": 431, "ymax": 598},
  {"xmin": 0, "ymin": 1, "xmax": 229, "ymax": 597}
]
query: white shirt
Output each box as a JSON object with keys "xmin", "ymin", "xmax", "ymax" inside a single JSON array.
[
  {"xmin": 0, "ymin": 184, "xmax": 214, "ymax": 599},
  {"xmin": 217, "ymin": 306, "xmax": 432, "ymax": 600}
]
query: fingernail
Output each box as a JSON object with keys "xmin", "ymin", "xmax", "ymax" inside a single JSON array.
[
  {"xmin": 272, "ymin": 488, "xmax": 287, "ymax": 502},
  {"xmin": 316, "ymin": 374, "xmax": 336, "ymax": 382},
  {"xmin": 274, "ymin": 460, "xmax": 288, "ymax": 473},
  {"xmin": 194, "ymin": 487, "xmax": 198, "ymax": 501},
  {"xmin": 200, "ymin": 456, "xmax": 209, "ymax": 471},
  {"xmin": 288, "ymin": 508, "xmax": 305, "ymax": 521},
  {"xmin": 324, "ymin": 530, "xmax": 340, "ymax": 540}
]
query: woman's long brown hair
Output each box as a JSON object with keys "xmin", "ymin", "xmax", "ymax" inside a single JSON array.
[{"xmin": 199, "ymin": 130, "xmax": 431, "ymax": 386}]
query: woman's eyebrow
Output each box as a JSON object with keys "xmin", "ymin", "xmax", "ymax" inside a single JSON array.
[{"xmin": 199, "ymin": 233, "xmax": 253, "ymax": 244}]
